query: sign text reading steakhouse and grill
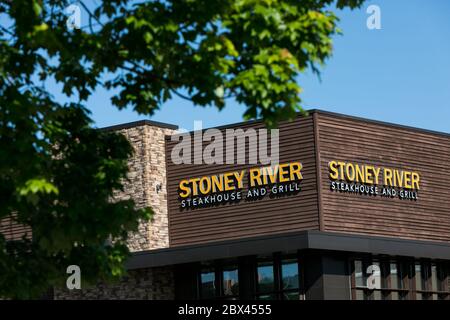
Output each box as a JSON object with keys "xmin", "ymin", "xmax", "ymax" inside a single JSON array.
[
  {"xmin": 328, "ymin": 160, "xmax": 420, "ymax": 200},
  {"xmin": 178, "ymin": 162, "xmax": 303, "ymax": 209}
]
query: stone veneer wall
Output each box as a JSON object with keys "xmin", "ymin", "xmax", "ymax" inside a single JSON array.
[
  {"xmin": 54, "ymin": 121, "xmax": 177, "ymax": 300},
  {"xmin": 113, "ymin": 123, "xmax": 176, "ymax": 251},
  {"xmin": 54, "ymin": 267, "xmax": 175, "ymax": 300}
]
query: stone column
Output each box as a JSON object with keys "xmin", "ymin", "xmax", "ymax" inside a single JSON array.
[{"xmin": 112, "ymin": 121, "xmax": 177, "ymax": 251}]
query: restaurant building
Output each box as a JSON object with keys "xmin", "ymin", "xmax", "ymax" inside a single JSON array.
[{"xmin": 2, "ymin": 109, "xmax": 450, "ymax": 300}]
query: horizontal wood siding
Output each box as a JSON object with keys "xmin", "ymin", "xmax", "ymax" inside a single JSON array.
[
  {"xmin": 166, "ymin": 116, "xmax": 320, "ymax": 246},
  {"xmin": 0, "ymin": 215, "xmax": 31, "ymax": 241},
  {"xmin": 317, "ymin": 113, "xmax": 450, "ymax": 243}
]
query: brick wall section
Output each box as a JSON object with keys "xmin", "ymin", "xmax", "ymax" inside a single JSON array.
[
  {"xmin": 54, "ymin": 267, "xmax": 175, "ymax": 300},
  {"xmin": 112, "ymin": 123, "xmax": 176, "ymax": 251}
]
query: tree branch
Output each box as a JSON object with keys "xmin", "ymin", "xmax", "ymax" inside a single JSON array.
[{"xmin": 169, "ymin": 88, "xmax": 194, "ymax": 101}]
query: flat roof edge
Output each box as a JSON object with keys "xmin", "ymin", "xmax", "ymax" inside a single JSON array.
[
  {"xmin": 99, "ymin": 119, "xmax": 178, "ymax": 131},
  {"xmin": 126, "ymin": 231, "xmax": 450, "ymax": 270},
  {"xmin": 162, "ymin": 109, "xmax": 450, "ymax": 140},
  {"xmin": 309, "ymin": 109, "xmax": 450, "ymax": 139}
]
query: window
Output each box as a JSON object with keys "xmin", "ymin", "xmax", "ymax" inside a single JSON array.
[
  {"xmin": 351, "ymin": 258, "xmax": 449, "ymax": 300},
  {"xmin": 352, "ymin": 259, "xmax": 369, "ymax": 300},
  {"xmin": 200, "ymin": 268, "xmax": 216, "ymax": 299},
  {"xmin": 222, "ymin": 265, "xmax": 239, "ymax": 299},
  {"xmin": 280, "ymin": 258, "xmax": 300, "ymax": 300},
  {"xmin": 198, "ymin": 255, "xmax": 303, "ymax": 300},
  {"xmin": 389, "ymin": 262, "xmax": 402, "ymax": 290},
  {"xmin": 199, "ymin": 262, "xmax": 239, "ymax": 299},
  {"xmin": 354, "ymin": 260, "xmax": 365, "ymax": 287},
  {"xmin": 371, "ymin": 261, "xmax": 382, "ymax": 300},
  {"xmin": 415, "ymin": 262, "xmax": 424, "ymax": 300},
  {"xmin": 388, "ymin": 262, "xmax": 408, "ymax": 300},
  {"xmin": 445, "ymin": 270, "xmax": 450, "ymax": 292},
  {"xmin": 352, "ymin": 259, "xmax": 410, "ymax": 300},
  {"xmin": 256, "ymin": 258, "xmax": 275, "ymax": 299},
  {"xmin": 255, "ymin": 254, "xmax": 301, "ymax": 300},
  {"xmin": 415, "ymin": 262, "xmax": 448, "ymax": 300}
]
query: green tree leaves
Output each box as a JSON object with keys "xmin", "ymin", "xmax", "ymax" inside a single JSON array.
[
  {"xmin": 55, "ymin": 0, "xmax": 364, "ymax": 126},
  {"xmin": 0, "ymin": 0, "xmax": 363, "ymax": 298}
]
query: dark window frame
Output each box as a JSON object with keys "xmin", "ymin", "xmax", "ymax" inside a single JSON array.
[
  {"xmin": 197, "ymin": 252, "xmax": 304, "ymax": 300},
  {"xmin": 350, "ymin": 256, "xmax": 450, "ymax": 300},
  {"xmin": 414, "ymin": 260, "xmax": 449, "ymax": 300},
  {"xmin": 198, "ymin": 260, "xmax": 240, "ymax": 300},
  {"xmin": 254, "ymin": 252, "xmax": 303, "ymax": 300}
]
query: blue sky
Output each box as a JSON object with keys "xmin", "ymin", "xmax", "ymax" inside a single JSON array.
[{"xmin": 64, "ymin": 1, "xmax": 450, "ymax": 132}]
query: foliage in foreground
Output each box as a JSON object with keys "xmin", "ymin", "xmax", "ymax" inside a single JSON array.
[{"xmin": 0, "ymin": 0, "xmax": 363, "ymax": 298}]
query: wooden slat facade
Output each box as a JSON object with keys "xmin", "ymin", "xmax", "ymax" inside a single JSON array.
[
  {"xmin": 316, "ymin": 112, "xmax": 450, "ymax": 242},
  {"xmin": 166, "ymin": 116, "xmax": 320, "ymax": 246},
  {"xmin": 0, "ymin": 215, "xmax": 31, "ymax": 241},
  {"xmin": 166, "ymin": 110, "xmax": 450, "ymax": 247}
]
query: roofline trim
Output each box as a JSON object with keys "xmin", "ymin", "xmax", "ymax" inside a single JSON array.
[
  {"xmin": 309, "ymin": 109, "xmax": 450, "ymax": 139},
  {"xmin": 164, "ymin": 109, "xmax": 450, "ymax": 140},
  {"xmin": 99, "ymin": 120, "xmax": 178, "ymax": 131},
  {"xmin": 126, "ymin": 231, "xmax": 450, "ymax": 269}
]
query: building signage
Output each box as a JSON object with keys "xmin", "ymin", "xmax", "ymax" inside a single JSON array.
[
  {"xmin": 328, "ymin": 160, "xmax": 420, "ymax": 200},
  {"xmin": 178, "ymin": 162, "xmax": 303, "ymax": 209}
]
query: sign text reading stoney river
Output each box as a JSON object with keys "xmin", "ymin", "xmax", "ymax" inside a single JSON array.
[
  {"xmin": 328, "ymin": 160, "xmax": 420, "ymax": 200},
  {"xmin": 178, "ymin": 162, "xmax": 303, "ymax": 209}
]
